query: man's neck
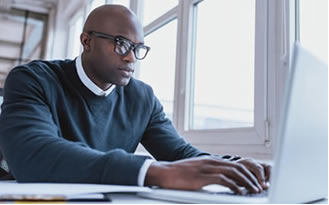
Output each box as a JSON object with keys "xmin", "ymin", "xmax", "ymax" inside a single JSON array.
[{"xmin": 81, "ymin": 54, "xmax": 113, "ymax": 91}]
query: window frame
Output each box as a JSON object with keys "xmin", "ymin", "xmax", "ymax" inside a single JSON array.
[{"xmin": 171, "ymin": 0, "xmax": 271, "ymax": 156}]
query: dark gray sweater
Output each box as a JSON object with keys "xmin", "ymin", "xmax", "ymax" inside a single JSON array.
[{"xmin": 0, "ymin": 59, "xmax": 206, "ymax": 185}]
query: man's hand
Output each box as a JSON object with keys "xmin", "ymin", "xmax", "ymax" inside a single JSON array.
[
  {"xmin": 145, "ymin": 156, "xmax": 271, "ymax": 195},
  {"xmin": 236, "ymin": 158, "xmax": 271, "ymax": 190}
]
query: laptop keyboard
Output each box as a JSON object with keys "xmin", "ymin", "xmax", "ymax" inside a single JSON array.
[
  {"xmin": 244, "ymin": 190, "xmax": 268, "ymax": 197},
  {"xmin": 203, "ymin": 189, "xmax": 268, "ymax": 198}
]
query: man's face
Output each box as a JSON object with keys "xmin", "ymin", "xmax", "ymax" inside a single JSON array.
[{"xmin": 87, "ymin": 29, "xmax": 144, "ymax": 87}]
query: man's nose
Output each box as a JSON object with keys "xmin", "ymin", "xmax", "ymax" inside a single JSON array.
[{"xmin": 122, "ymin": 49, "xmax": 136, "ymax": 63}]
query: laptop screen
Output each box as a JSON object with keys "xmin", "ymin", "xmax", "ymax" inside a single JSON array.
[{"xmin": 270, "ymin": 42, "xmax": 328, "ymax": 203}]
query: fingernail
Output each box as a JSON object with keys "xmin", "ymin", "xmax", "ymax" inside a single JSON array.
[
  {"xmin": 257, "ymin": 184, "xmax": 263, "ymax": 192},
  {"xmin": 258, "ymin": 187, "xmax": 262, "ymax": 193}
]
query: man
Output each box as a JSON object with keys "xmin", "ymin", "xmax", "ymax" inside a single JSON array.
[{"xmin": 0, "ymin": 5, "xmax": 270, "ymax": 194}]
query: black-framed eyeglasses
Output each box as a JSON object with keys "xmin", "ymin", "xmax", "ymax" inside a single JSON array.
[{"xmin": 88, "ymin": 31, "xmax": 151, "ymax": 60}]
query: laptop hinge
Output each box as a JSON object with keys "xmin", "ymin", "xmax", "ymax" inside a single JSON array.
[{"xmin": 264, "ymin": 120, "xmax": 271, "ymax": 146}]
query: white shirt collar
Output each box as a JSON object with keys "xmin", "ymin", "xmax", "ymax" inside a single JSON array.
[{"xmin": 76, "ymin": 54, "xmax": 115, "ymax": 96}]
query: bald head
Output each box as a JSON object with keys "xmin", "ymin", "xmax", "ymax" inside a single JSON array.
[
  {"xmin": 83, "ymin": 5, "xmax": 143, "ymax": 41},
  {"xmin": 79, "ymin": 5, "xmax": 145, "ymax": 89}
]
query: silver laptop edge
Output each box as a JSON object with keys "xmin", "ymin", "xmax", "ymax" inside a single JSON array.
[{"xmin": 268, "ymin": 42, "xmax": 328, "ymax": 203}]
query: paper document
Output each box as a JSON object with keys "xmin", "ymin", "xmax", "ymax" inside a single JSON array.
[{"xmin": 0, "ymin": 182, "xmax": 151, "ymax": 200}]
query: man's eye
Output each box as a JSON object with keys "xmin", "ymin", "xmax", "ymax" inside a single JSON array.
[
  {"xmin": 115, "ymin": 38, "xmax": 126, "ymax": 44},
  {"xmin": 116, "ymin": 40, "xmax": 125, "ymax": 46}
]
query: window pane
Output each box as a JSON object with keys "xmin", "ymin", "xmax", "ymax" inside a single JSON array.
[
  {"xmin": 143, "ymin": 0, "xmax": 178, "ymax": 26},
  {"xmin": 22, "ymin": 13, "xmax": 45, "ymax": 64},
  {"xmin": 91, "ymin": 0, "xmax": 106, "ymax": 11},
  {"xmin": 0, "ymin": 9, "xmax": 47, "ymax": 88},
  {"xmin": 67, "ymin": 15, "xmax": 83, "ymax": 59},
  {"xmin": 192, "ymin": 0, "xmax": 255, "ymax": 129},
  {"xmin": 299, "ymin": 0, "xmax": 328, "ymax": 63},
  {"xmin": 0, "ymin": 10, "xmax": 25, "ymax": 72},
  {"xmin": 112, "ymin": 0, "xmax": 130, "ymax": 8},
  {"xmin": 139, "ymin": 20, "xmax": 177, "ymax": 120}
]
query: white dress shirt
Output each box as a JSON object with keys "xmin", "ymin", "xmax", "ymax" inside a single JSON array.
[{"xmin": 75, "ymin": 55, "xmax": 153, "ymax": 186}]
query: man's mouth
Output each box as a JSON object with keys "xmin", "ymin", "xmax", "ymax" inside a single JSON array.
[{"xmin": 119, "ymin": 67, "xmax": 134, "ymax": 77}]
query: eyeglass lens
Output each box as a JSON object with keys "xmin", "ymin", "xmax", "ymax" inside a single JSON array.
[{"xmin": 115, "ymin": 40, "xmax": 148, "ymax": 59}]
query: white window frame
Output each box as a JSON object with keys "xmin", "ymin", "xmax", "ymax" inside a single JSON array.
[
  {"xmin": 172, "ymin": 0, "xmax": 272, "ymax": 157},
  {"xmin": 268, "ymin": 0, "xmax": 296, "ymax": 153}
]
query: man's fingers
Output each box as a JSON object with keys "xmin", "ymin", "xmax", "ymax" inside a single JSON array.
[
  {"xmin": 207, "ymin": 174, "xmax": 242, "ymax": 195},
  {"xmin": 217, "ymin": 174, "xmax": 242, "ymax": 194},
  {"xmin": 220, "ymin": 166, "xmax": 260, "ymax": 193},
  {"xmin": 241, "ymin": 160, "xmax": 266, "ymax": 188},
  {"xmin": 262, "ymin": 163, "xmax": 271, "ymax": 183},
  {"xmin": 200, "ymin": 160, "xmax": 262, "ymax": 193},
  {"xmin": 236, "ymin": 163, "xmax": 264, "ymax": 191},
  {"xmin": 236, "ymin": 158, "xmax": 271, "ymax": 190}
]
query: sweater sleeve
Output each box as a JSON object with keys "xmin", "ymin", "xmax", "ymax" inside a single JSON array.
[
  {"xmin": 141, "ymin": 87, "xmax": 209, "ymax": 161},
  {"xmin": 0, "ymin": 66, "xmax": 149, "ymax": 185}
]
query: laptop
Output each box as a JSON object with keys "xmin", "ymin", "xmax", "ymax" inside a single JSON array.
[{"xmin": 138, "ymin": 42, "xmax": 328, "ymax": 203}]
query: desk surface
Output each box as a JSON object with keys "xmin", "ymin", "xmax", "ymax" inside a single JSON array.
[
  {"xmin": 109, "ymin": 193, "xmax": 328, "ymax": 204},
  {"xmin": 0, "ymin": 181, "xmax": 328, "ymax": 204},
  {"xmin": 109, "ymin": 193, "xmax": 173, "ymax": 204},
  {"xmin": 0, "ymin": 194, "xmax": 328, "ymax": 204}
]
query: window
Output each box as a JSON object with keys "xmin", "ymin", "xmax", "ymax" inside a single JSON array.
[
  {"xmin": 134, "ymin": 0, "xmax": 270, "ymax": 156},
  {"xmin": 90, "ymin": 0, "xmax": 130, "ymax": 11},
  {"xmin": 172, "ymin": 0, "xmax": 268, "ymax": 150},
  {"xmin": 139, "ymin": 20, "xmax": 177, "ymax": 120},
  {"xmin": 67, "ymin": 14, "xmax": 83, "ymax": 59},
  {"xmin": 112, "ymin": 0, "xmax": 130, "ymax": 7},
  {"xmin": 191, "ymin": 0, "xmax": 255, "ymax": 130},
  {"xmin": 0, "ymin": 9, "xmax": 47, "ymax": 88},
  {"xmin": 137, "ymin": 1, "xmax": 178, "ymax": 121},
  {"xmin": 90, "ymin": 0, "xmax": 106, "ymax": 11},
  {"xmin": 298, "ymin": 0, "xmax": 328, "ymax": 63},
  {"xmin": 142, "ymin": 0, "xmax": 178, "ymax": 26}
]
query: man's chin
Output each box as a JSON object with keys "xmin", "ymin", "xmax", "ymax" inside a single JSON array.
[{"xmin": 114, "ymin": 77, "xmax": 131, "ymax": 86}]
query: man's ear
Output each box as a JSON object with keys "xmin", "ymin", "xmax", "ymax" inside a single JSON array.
[{"xmin": 80, "ymin": 32, "xmax": 91, "ymax": 51}]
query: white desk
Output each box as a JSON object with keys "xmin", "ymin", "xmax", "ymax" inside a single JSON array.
[
  {"xmin": 108, "ymin": 193, "xmax": 174, "ymax": 204},
  {"xmin": 0, "ymin": 181, "xmax": 328, "ymax": 204},
  {"xmin": 110, "ymin": 193, "xmax": 328, "ymax": 204},
  {"xmin": 105, "ymin": 193, "xmax": 329, "ymax": 204}
]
